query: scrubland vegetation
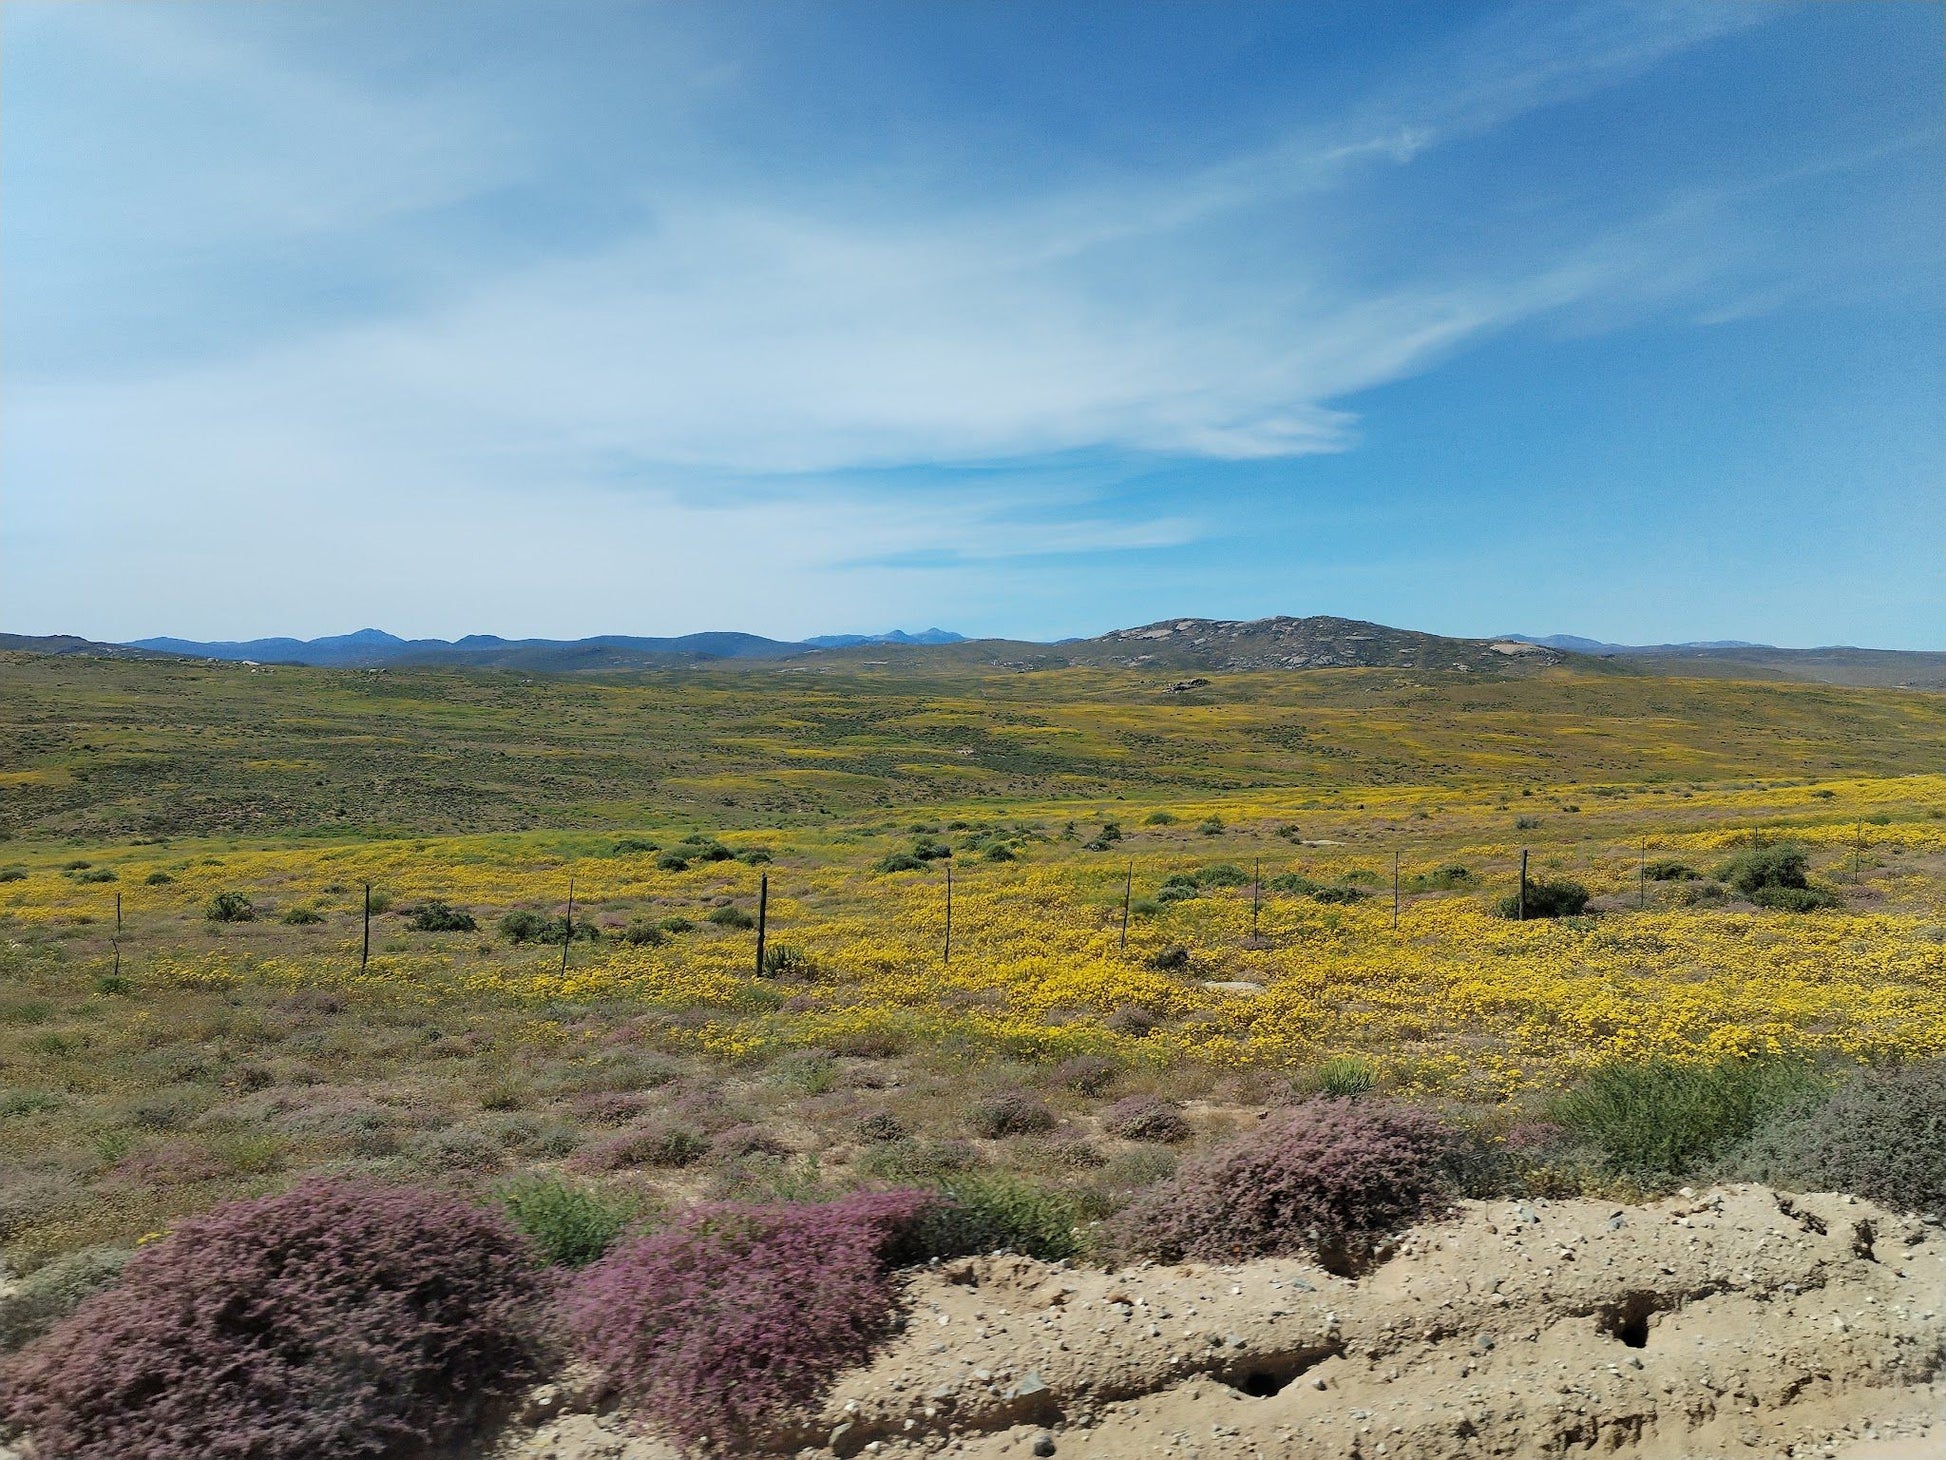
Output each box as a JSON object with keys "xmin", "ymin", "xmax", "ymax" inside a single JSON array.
[{"xmin": 2, "ymin": 653, "xmax": 1944, "ymax": 1455}]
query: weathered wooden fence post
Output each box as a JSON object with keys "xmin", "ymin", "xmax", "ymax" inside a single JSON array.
[
  {"xmin": 1518, "ymin": 849, "xmax": 1529, "ymax": 922},
  {"xmin": 561, "ymin": 875, "xmax": 575, "ymax": 975},
  {"xmin": 755, "ymin": 872, "xmax": 769, "ymax": 976},
  {"xmin": 1252, "ymin": 856, "xmax": 1262, "ymax": 941},
  {"xmin": 361, "ymin": 882, "xmax": 371, "ymax": 971}
]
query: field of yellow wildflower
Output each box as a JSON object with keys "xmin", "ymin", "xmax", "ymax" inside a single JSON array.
[{"xmin": 2, "ymin": 652, "xmax": 1944, "ymax": 1262}]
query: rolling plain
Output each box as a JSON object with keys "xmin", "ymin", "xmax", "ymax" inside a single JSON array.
[{"xmin": 2, "ymin": 646, "xmax": 1944, "ymax": 1457}]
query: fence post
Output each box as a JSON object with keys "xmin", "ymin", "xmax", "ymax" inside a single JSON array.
[
  {"xmin": 561, "ymin": 875, "xmax": 574, "ymax": 975},
  {"xmin": 755, "ymin": 872, "xmax": 769, "ymax": 976},
  {"xmin": 361, "ymin": 882, "xmax": 371, "ymax": 971},
  {"xmin": 1639, "ymin": 838, "xmax": 1647, "ymax": 908},
  {"xmin": 1518, "ymin": 849, "xmax": 1528, "ymax": 922}
]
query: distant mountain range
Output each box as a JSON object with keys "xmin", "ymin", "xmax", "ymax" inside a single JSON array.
[
  {"xmin": 96, "ymin": 626, "xmax": 966, "ymax": 671},
  {"xmin": 3, "ymin": 619, "xmax": 1939, "ymax": 689}
]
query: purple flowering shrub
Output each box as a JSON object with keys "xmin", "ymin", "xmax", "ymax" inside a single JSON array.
[
  {"xmin": 2, "ymin": 1178, "xmax": 547, "ymax": 1460},
  {"xmin": 1106, "ymin": 1098, "xmax": 1466, "ymax": 1273},
  {"xmin": 564, "ymin": 1188, "xmax": 936, "ymax": 1453}
]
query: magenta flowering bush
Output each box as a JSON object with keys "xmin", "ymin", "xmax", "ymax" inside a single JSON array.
[
  {"xmin": 2, "ymin": 1178, "xmax": 546, "ymax": 1460},
  {"xmin": 564, "ymin": 1188, "xmax": 936, "ymax": 1453},
  {"xmin": 1107, "ymin": 1097, "xmax": 1466, "ymax": 1273}
]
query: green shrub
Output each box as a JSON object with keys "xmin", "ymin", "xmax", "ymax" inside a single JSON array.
[
  {"xmin": 1197, "ymin": 817, "xmax": 1224, "ymax": 836},
  {"xmin": 903, "ymin": 1173, "xmax": 1079, "ymax": 1262},
  {"xmin": 1266, "ymin": 872, "xmax": 1319, "ymax": 894},
  {"xmin": 0, "ymin": 1247, "xmax": 133, "ymax": 1354},
  {"xmin": 141, "ymin": 870, "xmax": 172, "ymax": 886},
  {"xmin": 654, "ymin": 852, "xmax": 690, "ymax": 872},
  {"xmin": 1314, "ymin": 1056, "xmax": 1377, "ymax": 1098},
  {"xmin": 706, "ymin": 905, "xmax": 755, "ymax": 929},
  {"xmin": 611, "ymin": 838, "xmax": 660, "ymax": 855},
  {"xmin": 736, "ymin": 849, "xmax": 773, "ymax": 865},
  {"xmin": 1732, "ymin": 1061, "xmax": 1946, "ymax": 1217},
  {"xmin": 496, "ymin": 909, "xmax": 595, "ymax": 945},
  {"xmin": 856, "ymin": 1138, "xmax": 980, "ymax": 1181},
  {"xmin": 203, "ymin": 891, "xmax": 255, "ymax": 923},
  {"xmin": 1514, "ymin": 815, "xmax": 1541, "ymax": 830},
  {"xmin": 1143, "ymin": 810, "xmax": 1176, "ymax": 825},
  {"xmin": 873, "ymin": 853, "xmax": 926, "ymax": 874},
  {"xmin": 1155, "ymin": 873, "xmax": 1199, "ymax": 903},
  {"xmin": 1311, "ymin": 885, "xmax": 1367, "ymax": 905},
  {"xmin": 499, "ymin": 1174, "xmax": 636, "ymax": 1267},
  {"xmin": 1146, "ymin": 946, "xmax": 1190, "ymax": 971},
  {"xmin": 1715, "ymin": 844, "xmax": 1810, "ymax": 896},
  {"xmin": 1644, "ymin": 859, "xmax": 1699, "ymax": 882},
  {"xmin": 1195, "ymin": 863, "xmax": 1250, "ymax": 888},
  {"xmin": 1405, "ymin": 865, "xmax": 1475, "ymax": 892},
  {"xmin": 498, "ymin": 909, "xmax": 551, "ymax": 944},
  {"xmin": 1750, "ymin": 884, "xmax": 1841, "ymax": 912},
  {"xmin": 0, "ymin": 868, "xmax": 26, "ymax": 883},
  {"xmin": 406, "ymin": 900, "xmax": 477, "ymax": 933},
  {"xmin": 982, "ymin": 844, "xmax": 1016, "ymax": 862},
  {"xmin": 69, "ymin": 868, "xmax": 116, "ymax": 884},
  {"xmin": 1550, "ymin": 1056, "xmax": 1826, "ymax": 1179},
  {"xmin": 1492, "ymin": 878, "xmax": 1588, "ymax": 919},
  {"xmin": 658, "ymin": 915, "xmax": 695, "ymax": 934},
  {"xmin": 760, "ymin": 944, "xmax": 813, "ymax": 977},
  {"xmin": 279, "ymin": 906, "xmax": 324, "ymax": 925},
  {"xmin": 621, "ymin": 919, "xmax": 664, "ymax": 947}
]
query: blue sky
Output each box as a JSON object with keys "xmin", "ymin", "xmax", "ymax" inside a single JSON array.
[{"xmin": 4, "ymin": 1, "xmax": 1941, "ymax": 647}]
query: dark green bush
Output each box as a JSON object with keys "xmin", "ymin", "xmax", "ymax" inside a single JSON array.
[
  {"xmin": 1551, "ymin": 1056, "xmax": 1826, "ymax": 1178},
  {"xmin": 1749, "ymin": 884, "xmax": 1841, "ymax": 912},
  {"xmin": 1716, "ymin": 844, "xmax": 1810, "ymax": 896},
  {"xmin": 611, "ymin": 838, "xmax": 660, "ymax": 855},
  {"xmin": 654, "ymin": 852, "xmax": 690, "ymax": 872},
  {"xmin": 658, "ymin": 915, "xmax": 695, "ymax": 934},
  {"xmin": 1266, "ymin": 872, "xmax": 1319, "ymax": 895},
  {"xmin": 1406, "ymin": 865, "xmax": 1475, "ymax": 891},
  {"xmin": 1644, "ymin": 860, "xmax": 1699, "ymax": 882},
  {"xmin": 1493, "ymin": 878, "xmax": 1588, "ymax": 919},
  {"xmin": 203, "ymin": 891, "xmax": 254, "ymax": 923},
  {"xmin": 500, "ymin": 1174, "xmax": 636, "ymax": 1267},
  {"xmin": 1311, "ymin": 885, "xmax": 1367, "ymax": 905},
  {"xmin": 902, "ymin": 1173, "xmax": 1080, "ymax": 1262},
  {"xmin": 1195, "ymin": 863, "xmax": 1250, "ymax": 888},
  {"xmin": 69, "ymin": 868, "xmax": 115, "ymax": 884},
  {"xmin": 1156, "ymin": 873, "xmax": 1199, "ymax": 903},
  {"xmin": 982, "ymin": 844, "xmax": 1016, "ymax": 862},
  {"xmin": 1146, "ymin": 946, "xmax": 1190, "ymax": 971},
  {"xmin": 1733, "ymin": 1060, "xmax": 1946, "ymax": 1217},
  {"xmin": 406, "ymin": 900, "xmax": 477, "ymax": 933},
  {"xmin": 0, "ymin": 868, "xmax": 26, "ymax": 883},
  {"xmin": 706, "ymin": 905, "xmax": 755, "ymax": 929},
  {"xmin": 140, "ymin": 870, "xmax": 171, "ymax": 886},
  {"xmin": 873, "ymin": 853, "xmax": 926, "ymax": 874},
  {"xmin": 621, "ymin": 919, "xmax": 663, "ymax": 947},
  {"xmin": 497, "ymin": 909, "xmax": 597, "ymax": 945},
  {"xmin": 279, "ymin": 906, "xmax": 324, "ymax": 926},
  {"xmin": 856, "ymin": 1138, "xmax": 980, "ymax": 1181},
  {"xmin": 1197, "ymin": 817, "xmax": 1224, "ymax": 836},
  {"xmin": 1143, "ymin": 810, "xmax": 1176, "ymax": 825}
]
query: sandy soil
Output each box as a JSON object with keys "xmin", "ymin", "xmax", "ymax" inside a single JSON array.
[{"xmin": 495, "ymin": 1185, "xmax": 1944, "ymax": 1460}]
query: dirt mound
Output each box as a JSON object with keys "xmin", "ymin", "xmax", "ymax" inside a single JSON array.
[{"xmin": 493, "ymin": 1186, "xmax": 1944, "ymax": 1459}]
